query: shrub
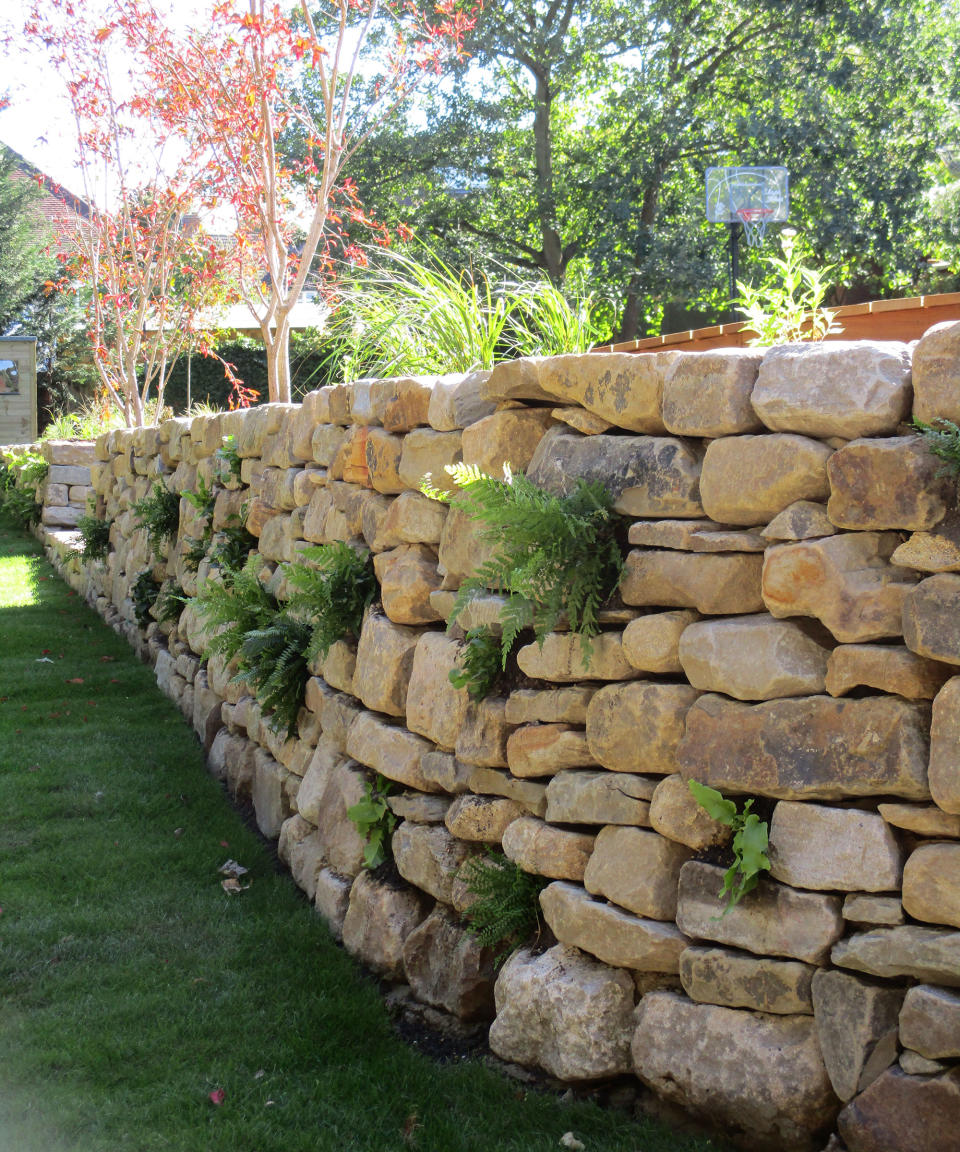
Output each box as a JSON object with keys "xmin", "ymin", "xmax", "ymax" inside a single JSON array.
[
  {"xmin": 215, "ymin": 435, "xmax": 242, "ymax": 484},
  {"xmin": 156, "ymin": 581, "xmax": 188, "ymax": 626},
  {"xmin": 208, "ymin": 513, "xmax": 257, "ymax": 574},
  {"xmin": 194, "ymin": 557, "xmax": 277, "ymax": 662},
  {"xmin": 133, "ymin": 482, "xmax": 180, "ymax": 560},
  {"xmin": 737, "ymin": 232, "xmax": 842, "ymax": 346},
  {"xmin": 459, "ymin": 850, "xmax": 547, "ymax": 967}
]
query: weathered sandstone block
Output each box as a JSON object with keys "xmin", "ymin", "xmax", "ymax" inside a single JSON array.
[
  {"xmin": 649, "ymin": 774, "xmax": 730, "ymax": 850},
  {"xmin": 373, "ymin": 490, "xmax": 447, "ymax": 550},
  {"xmin": 762, "ymin": 499, "xmax": 836, "ymax": 541},
  {"xmin": 540, "ymin": 882, "xmax": 688, "ymax": 972},
  {"xmin": 461, "ymin": 408, "xmax": 556, "ymax": 475},
  {"xmin": 680, "ymin": 946, "xmax": 815, "ymax": 1015},
  {"xmin": 700, "ymin": 433, "xmax": 832, "ymax": 526},
  {"xmin": 489, "ymin": 944, "xmax": 636, "ymax": 1080},
  {"xmin": 633, "ymin": 991, "xmax": 839, "ymax": 1152},
  {"xmin": 825, "ymin": 643, "xmax": 951, "ymax": 699},
  {"xmin": 252, "ymin": 748, "xmax": 291, "ymax": 839},
  {"xmin": 444, "ymin": 794, "xmax": 522, "ymax": 842},
  {"xmin": 842, "ymin": 894, "xmax": 905, "ymax": 927},
  {"xmin": 371, "ymin": 374, "xmax": 434, "ymax": 433},
  {"xmin": 373, "ymin": 544, "xmax": 444, "ymax": 626},
  {"xmin": 661, "ymin": 348, "xmax": 765, "ymax": 437},
  {"xmin": 501, "ymin": 815, "xmax": 595, "ymax": 881},
  {"xmin": 832, "ymin": 926, "xmax": 960, "ymax": 986},
  {"xmin": 506, "ymin": 723, "xmax": 596, "ymax": 778},
  {"xmin": 763, "ymin": 532, "xmax": 919, "ymax": 642},
  {"xmin": 526, "ymin": 427, "xmax": 703, "ymax": 518},
  {"xmin": 837, "ymin": 1066, "xmax": 960, "ymax": 1152},
  {"xmin": 676, "ymin": 861, "xmax": 844, "ymax": 964},
  {"xmin": 455, "ymin": 696, "xmax": 512, "ymax": 768},
  {"xmin": 402, "ymin": 906, "xmax": 496, "ymax": 1021},
  {"xmin": 621, "ymin": 610, "xmax": 696, "ymax": 673},
  {"xmin": 902, "ymin": 842, "xmax": 960, "ymax": 929},
  {"xmin": 678, "ymin": 613, "xmax": 831, "ymax": 701},
  {"xmin": 504, "ymin": 686, "xmax": 596, "ymax": 725},
  {"xmin": 900, "ymin": 984, "xmax": 960, "ymax": 1061},
  {"xmin": 892, "ymin": 511, "xmax": 960, "ymax": 572},
  {"xmin": 398, "ymin": 428, "xmax": 462, "ymax": 493},
  {"xmin": 466, "ymin": 767, "xmax": 547, "ymax": 818},
  {"xmin": 314, "ymin": 759, "xmax": 368, "ymax": 878},
  {"xmin": 515, "ymin": 631, "xmax": 638, "ymax": 683},
  {"xmin": 435, "ymin": 502, "xmax": 498, "ymax": 586},
  {"xmin": 419, "ymin": 750, "xmax": 472, "ymax": 794},
  {"xmin": 752, "ymin": 341, "xmax": 912, "ymax": 438},
  {"xmin": 622, "ymin": 550, "xmax": 764, "ymax": 614},
  {"xmin": 426, "ymin": 370, "xmax": 494, "ymax": 431},
  {"xmin": 903, "ymin": 573, "xmax": 960, "ymax": 665},
  {"xmin": 586, "ymin": 681, "xmax": 699, "ymax": 775},
  {"xmin": 351, "ymin": 612, "xmax": 420, "ymax": 717},
  {"xmin": 678, "ymin": 693, "xmax": 930, "ymax": 801},
  {"xmin": 931, "ymin": 676, "xmax": 960, "ymax": 813},
  {"xmin": 878, "ymin": 802, "xmax": 960, "ymax": 837},
  {"xmin": 387, "ymin": 791, "xmax": 450, "ymax": 823},
  {"xmin": 392, "ymin": 821, "xmax": 475, "ymax": 904},
  {"xmin": 345, "ymin": 711, "xmax": 440, "ymax": 793},
  {"xmin": 912, "ymin": 319, "xmax": 960, "ymax": 424},
  {"xmin": 827, "ymin": 435, "xmax": 954, "ymax": 531},
  {"xmin": 626, "ymin": 518, "xmax": 765, "ymax": 552},
  {"xmin": 769, "ymin": 802, "xmax": 904, "ymax": 892},
  {"xmin": 405, "ymin": 631, "xmax": 469, "ymax": 749},
  {"xmin": 341, "ymin": 870, "xmax": 431, "ymax": 980},
  {"xmin": 583, "ymin": 826, "xmax": 691, "ymax": 920},
  {"xmin": 363, "ymin": 427, "xmax": 405, "ymax": 494},
  {"xmin": 545, "ymin": 769, "xmax": 655, "ymax": 825},
  {"xmin": 811, "ymin": 969, "xmax": 903, "ymax": 1101}
]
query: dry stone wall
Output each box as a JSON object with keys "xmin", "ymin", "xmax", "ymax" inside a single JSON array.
[{"xmin": 15, "ymin": 326, "xmax": 960, "ymax": 1152}]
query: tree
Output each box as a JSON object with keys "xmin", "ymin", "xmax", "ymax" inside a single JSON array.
[
  {"xmin": 23, "ymin": 0, "xmax": 237, "ymax": 427},
  {"xmin": 119, "ymin": 0, "xmax": 475, "ymax": 405},
  {"xmin": 0, "ymin": 145, "xmax": 59, "ymax": 335}
]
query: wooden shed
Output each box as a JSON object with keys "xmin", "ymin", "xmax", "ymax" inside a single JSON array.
[{"xmin": 0, "ymin": 338, "xmax": 38, "ymax": 444}]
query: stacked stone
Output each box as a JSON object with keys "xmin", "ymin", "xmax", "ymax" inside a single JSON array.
[
  {"xmin": 34, "ymin": 329, "xmax": 960, "ymax": 1152},
  {"xmin": 36, "ymin": 439, "xmax": 97, "ymax": 529}
]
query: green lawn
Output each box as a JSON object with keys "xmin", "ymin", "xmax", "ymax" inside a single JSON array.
[{"xmin": 0, "ymin": 522, "xmax": 720, "ymax": 1152}]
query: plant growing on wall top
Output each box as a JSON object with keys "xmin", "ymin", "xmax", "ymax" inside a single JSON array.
[
  {"xmin": 423, "ymin": 463, "xmax": 623, "ymax": 668},
  {"xmin": 737, "ymin": 232, "xmax": 843, "ymax": 346},
  {"xmin": 688, "ymin": 780, "xmax": 770, "ymax": 914}
]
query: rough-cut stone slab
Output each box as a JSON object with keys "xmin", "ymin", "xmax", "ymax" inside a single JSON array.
[
  {"xmin": 372, "ymin": 544, "xmax": 443, "ymax": 625},
  {"xmin": 892, "ymin": 511, "xmax": 960, "ymax": 572},
  {"xmin": 420, "ymin": 750, "xmax": 472, "ymax": 795},
  {"xmin": 501, "ymin": 815, "xmax": 594, "ymax": 881},
  {"xmin": 633, "ymin": 991, "xmax": 839, "ymax": 1152},
  {"xmin": 680, "ymin": 945, "xmax": 815, "ymax": 1015},
  {"xmin": 467, "ymin": 767, "xmax": 548, "ymax": 817},
  {"xmin": 626, "ymin": 519, "xmax": 765, "ymax": 552},
  {"xmin": 489, "ymin": 944, "xmax": 636, "ymax": 1081},
  {"xmin": 426, "ymin": 370, "xmax": 495, "ymax": 431},
  {"xmin": 825, "ymin": 643, "xmax": 951, "ymax": 700},
  {"xmin": 436, "ymin": 505, "xmax": 496, "ymax": 588},
  {"xmin": 392, "ymin": 821, "xmax": 475, "ymax": 904},
  {"xmin": 762, "ymin": 499, "xmax": 836, "ymax": 541},
  {"xmin": 832, "ymin": 926, "xmax": 960, "ymax": 987},
  {"xmin": 769, "ymin": 802, "xmax": 904, "ymax": 892},
  {"xmin": 550, "ymin": 406, "xmax": 612, "ymax": 435},
  {"xmin": 504, "ymin": 686, "xmax": 596, "ymax": 725},
  {"xmin": 586, "ymin": 681, "xmax": 699, "ymax": 775},
  {"xmin": 678, "ymin": 693, "xmax": 931, "ymax": 801},
  {"xmin": 583, "ymin": 826, "xmax": 691, "ymax": 920},
  {"xmin": 314, "ymin": 868, "xmax": 352, "ymax": 939},
  {"xmin": 842, "ymin": 894, "xmax": 905, "ymax": 926},
  {"xmin": 837, "ymin": 1066, "xmax": 960, "ymax": 1152},
  {"xmin": 676, "ymin": 861, "xmax": 844, "ymax": 964},
  {"xmin": 900, "ymin": 984, "xmax": 960, "ymax": 1060},
  {"xmin": 387, "ymin": 792, "xmax": 451, "ymax": 824},
  {"xmin": 763, "ymin": 532, "xmax": 919, "ymax": 643},
  {"xmin": 621, "ymin": 610, "xmax": 696, "ymax": 673},
  {"xmin": 649, "ymin": 774, "xmax": 731, "ymax": 850},
  {"xmin": 402, "ymin": 906, "xmax": 495, "ymax": 1021},
  {"xmin": 526, "ymin": 426, "xmax": 703, "ymax": 518},
  {"xmin": 545, "ymin": 769, "xmax": 655, "ymax": 825},
  {"xmin": 622, "ymin": 550, "xmax": 764, "ymax": 614},
  {"xmin": 506, "ymin": 723, "xmax": 596, "ymax": 778},
  {"xmin": 341, "ymin": 870, "xmax": 431, "ymax": 980},
  {"xmin": 900, "ymin": 1050, "xmax": 950, "ymax": 1075},
  {"xmin": 373, "ymin": 490, "xmax": 447, "ymax": 551},
  {"xmin": 312, "ymin": 759, "xmax": 368, "ymax": 877},
  {"xmin": 345, "ymin": 711, "xmax": 441, "ymax": 793},
  {"xmin": 398, "ymin": 428, "xmax": 463, "ymax": 493},
  {"xmin": 902, "ymin": 842, "xmax": 960, "ymax": 929},
  {"xmin": 903, "ymin": 573, "xmax": 960, "ymax": 665},
  {"xmin": 661, "ymin": 348, "xmax": 765, "ymax": 437},
  {"xmin": 753, "ymin": 341, "xmax": 912, "ymax": 438},
  {"xmin": 878, "ymin": 802, "xmax": 960, "ymax": 837},
  {"xmin": 351, "ymin": 612, "xmax": 420, "ymax": 717},
  {"xmin": 515, "ymin": 632, "xmax": 638, "ymax": 682},
  {"xmin": 405, "ymin": 632, "xmax": 469, "ymax": 750},
  {"xmin": 931, "ymin": 676, "xmax": 960, "ymax": 814},
  {"xmin": 364, "ymin": 427, "xmax": 404, "ymax": 493},
  {"xmin": 461, "ymin": 408, "xmax": 556, "ymax": 475},
  {"xmin": 455, "ymin": 696, "xmax": 512, "ymax": 769},
  {"xmin": 913, "ymin": 319, "xmax": 960, "ymax": 424},
  {"xmin": 827, "ymin": 435, "xmax": 954, "ymax": 531},
  {"xmin": 700, "ymin": 434, "xmax": 832, "ymax": 527},
  {"xmin": 540, "ymin": 882, "xmax": 688, "ymax": 971},
  {"xmin": 678, "ymin": 613, "xmax": 831, "ymax": 701},
  {"xmin": 811, "ymin": 969, "xmax": 903, "ymax": 1102},
  {"xmin": 444, "ymin": 794, "xmax": 522, "ymax": 842}
]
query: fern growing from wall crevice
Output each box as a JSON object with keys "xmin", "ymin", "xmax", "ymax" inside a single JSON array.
[
  {"xmin": 285, "ymin": 542, "xmax": 377, "ymax": 665},
  {"xmin": 234, "ymin": 613, "xmax": 313, "ymax": 738},
  {"xmin": 459, "ymin": 849, "xmax": 548, "ymax": 968},
  {"xmin": 133, "ymin": 482, "xmax": 181, "ymax": 560},
  {"xmin": 194, "ymin": 557, "xmax": 278, "ymax": 663}
]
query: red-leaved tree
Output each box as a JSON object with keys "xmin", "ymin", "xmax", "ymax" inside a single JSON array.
[{"xmin": 119, "ymin": 0, "xmax": 476, "ymax": 404}]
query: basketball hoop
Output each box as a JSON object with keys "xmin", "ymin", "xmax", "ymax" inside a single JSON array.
[{"xmin": 736, "ymin": 206, "xmax": 775, "ymax": 249}]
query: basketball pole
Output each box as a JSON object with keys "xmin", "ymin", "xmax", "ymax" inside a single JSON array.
[{"xmin": 728, "ymin": 221, "xmax": 742, "ymax": 307}]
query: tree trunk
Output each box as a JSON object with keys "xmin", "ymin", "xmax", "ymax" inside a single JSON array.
[
  {"xmin": 262, "ymin": 319, "xmax": 292, "ymax": 405},
  {"xmin": 533, "ymin": 72, "xmax": 564, "ymax": 286}
]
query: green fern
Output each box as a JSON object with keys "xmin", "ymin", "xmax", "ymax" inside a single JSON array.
[
  {"xmin": 215, "ymin": 434, "xmax": 242, "ymax": 483},
  {"xmin": 234, "ymin": 613, "xmax": 313, "ymax": 737},
  {"xmin": 425, "ymin": 463, "xmax": 623, "ymax": 666},
  {"xmin": 460, "ymin": 849, "xmax": 548, "ymax": 967},
  {"xmin": 181, "ymin": 476, "xmax": 216, "ymax": 518},
  {"xmin": 449, "ymin": 626, "xmax": 504, "ymax": 700},
  {"xmin": 72, "ymin": 514, "xmax": 112, "ymax": 562},
  {"xmin": 913, "ymin": 417, "xmax": 960, "ymax": 479},
  {"xmin": 131, "ymin": 570, "xmax": 161, "ymax": 628},
  {"xmin": 194, "ymin": 557, "xmax": 277, "ymax": 662},
  {"xmin": 0, "ymin": 486, "xmax": 42, "ymax": 528},
  {"xmin": 156, "ymin": 581, "xmax": 188, "ymax": 626},
  {"xmin": 208, "ymin": 512, "xmax": 257, "ymax": 574},
  {"xmin": 133, "ymin": 482, "xmax": 181, "ymax": 560},
  {"xmin": 285, "ymin": 542, "xmax": 377, "ymax": 665}
]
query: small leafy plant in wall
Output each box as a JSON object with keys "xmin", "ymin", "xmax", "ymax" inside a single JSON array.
[
  {"xmin": 459, "ymin": 849, "xmax": 548, "ymax": 967},
  {"xmin": 346, "ymin": 775, "xmax": 397, "ymax": 869},
  {"xmin": 688, "ymin": 780, "xmax": 770, "ymax": 914}
]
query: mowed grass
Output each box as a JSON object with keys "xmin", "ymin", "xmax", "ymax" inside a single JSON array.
[{"xmin": 0, "ymin": 523, "xmax": 721, "ymax": 1152}]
